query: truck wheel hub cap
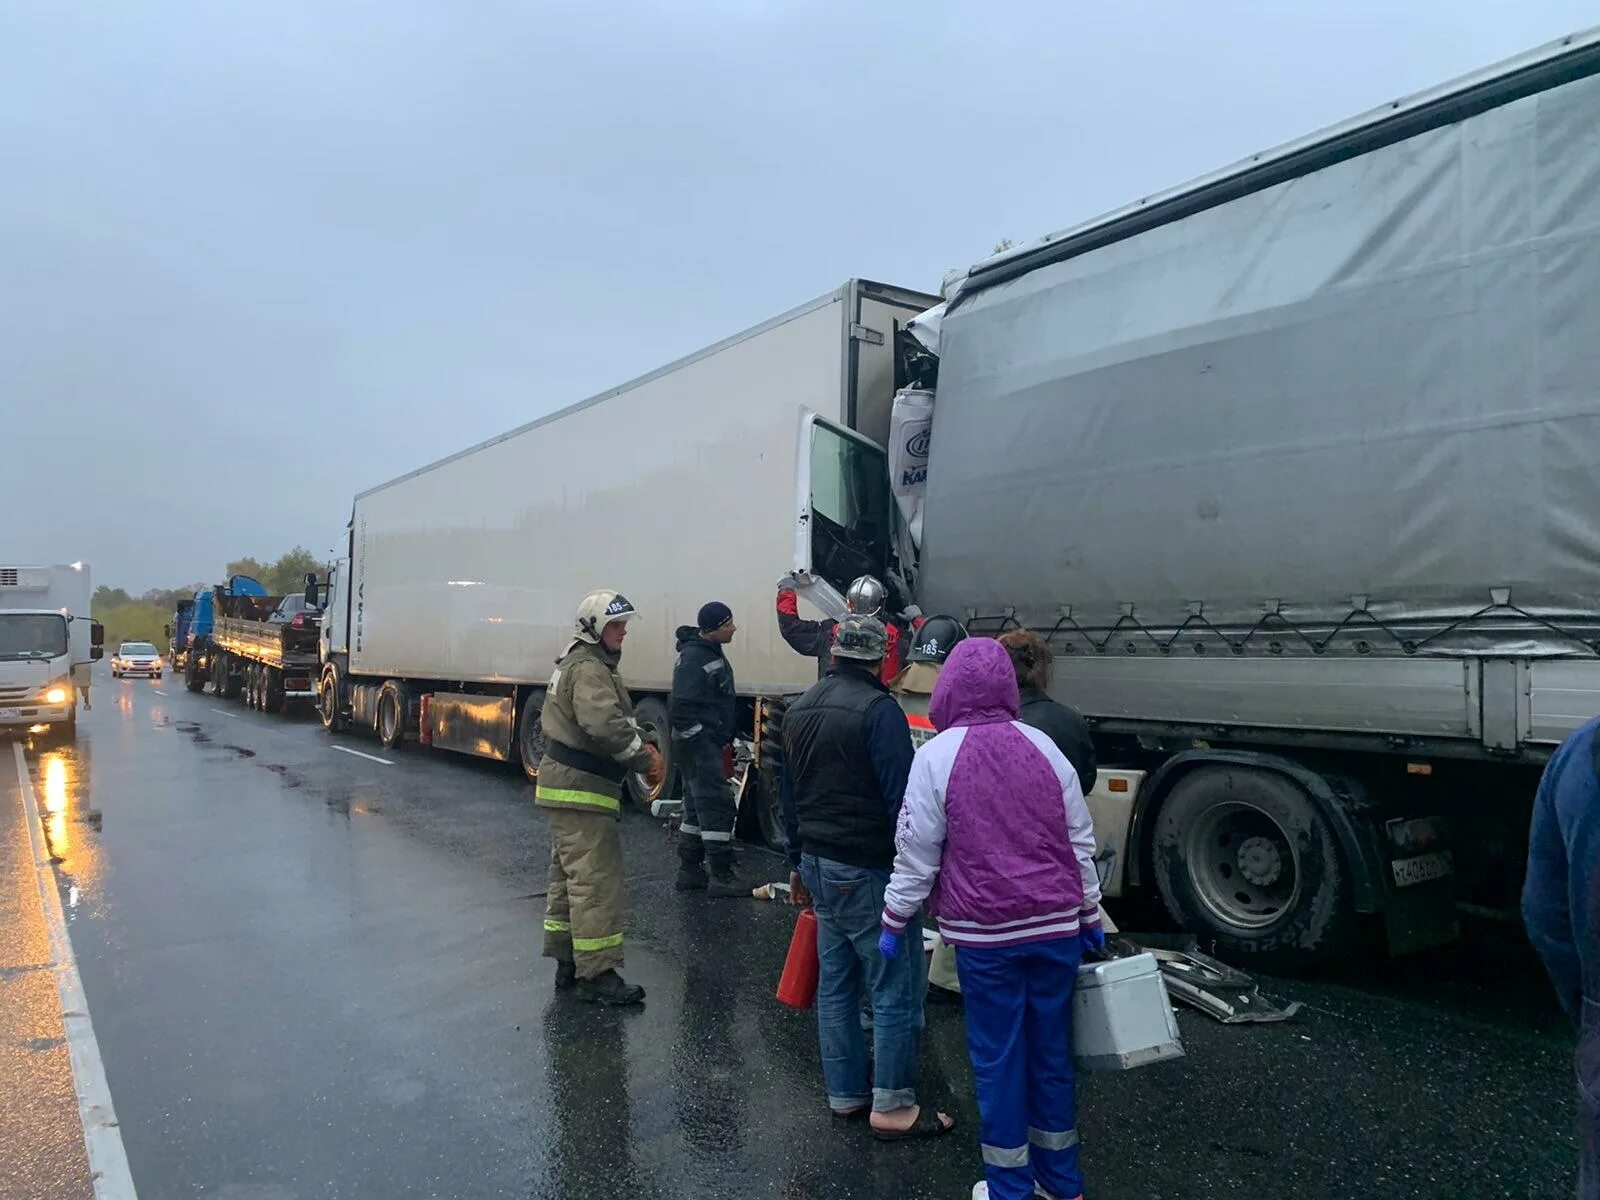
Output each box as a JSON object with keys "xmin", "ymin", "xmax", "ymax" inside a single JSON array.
[{"xmin": 1238, "ymin": 836, "xmax": 1283, "ymax": 887}]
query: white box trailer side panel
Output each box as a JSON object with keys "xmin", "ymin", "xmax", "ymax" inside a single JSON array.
[{"xmin": 350, "ymin": 297, "xmax": 850, "ymax": 695}]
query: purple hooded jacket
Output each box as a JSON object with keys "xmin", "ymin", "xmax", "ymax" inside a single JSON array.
[{"xmin": 881, "ymin": 637, "xmax": 1102, "ymax": 949}]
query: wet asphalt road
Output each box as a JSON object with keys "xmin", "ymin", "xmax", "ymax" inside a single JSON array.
[{"xmin": 0, "ymin": 673, "xmax": 1580, "ymax": 1199}]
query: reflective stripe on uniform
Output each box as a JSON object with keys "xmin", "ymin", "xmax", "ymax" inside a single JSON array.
[
  {"xmin": 679, "ymin": 823, "xmax": 702, "ymax": 837},
  {"xmin": 543, "ymin": 919, "xmax": 571, "ymax": 933},
  {"xmin": 981, "ymin": 1143, "xmax": 1030, "ymax": 1168},
  {"xmin": 700, "ymin": 830, "xmax": 733, "ymax": 842},
  {"xmin": 535, "ymin": 786, "xmax": 621, "ymax": 812},
  {"xmin": 1028, "ymin": 1126, "xmax": 1078, "ymax": 1151},
  {"xmin": 572, "ymin": 932, "xmax": 624, "ymax": 952},
  {"xmin": 622, "ymin": 733, "xmax": 643, "ymax": 757}
]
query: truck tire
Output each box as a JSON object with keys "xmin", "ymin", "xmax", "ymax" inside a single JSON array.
[
  {"xmin": 753, "ymin": 764, "xmax": 785, "ymax": 852},
  {"xmin": 264, "ymin": 668, "xmax": 286, "ymax": 715},
  {"xmin": 185, "ymin": 654, "xmax": 205, "ymax": 693},
  {"xmin": 376, "ymin": 681, "xmax": 405, "ymax": 750},
  {"xmin": 518, "ymin": 692, "xmax": 547, "ymax": 783},
  {"xmin": 319, "ymin": 666, "xmax": 346, "ymax": 733},
  {"xmin": 1151, "ymin": 765, "xmax": 1354, "ymax": 971},
  {"xmin": 625, "ymin": 696, "xmax": 673, "ymax": 811},
  {"xmin": 46, "ymin": 709, "xmax": 77, "ymax": 745}
]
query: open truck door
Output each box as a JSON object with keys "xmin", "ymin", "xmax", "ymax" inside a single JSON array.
[{"xmin": 791, "ymin": 410, "xmax": 893, "ymax": 615}]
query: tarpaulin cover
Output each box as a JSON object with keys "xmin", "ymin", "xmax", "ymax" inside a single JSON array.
[{"xmin": 919, "ymin": 71, "xmax": 1600, "ymax": 657}]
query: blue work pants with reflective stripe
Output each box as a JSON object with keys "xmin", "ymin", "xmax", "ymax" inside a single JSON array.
[
  {"xmin": 955, "ymin": 937, "xmax": 1084, "ymax": 1200},
  {"xmin": 675, "ymin": 737, "xmax": 736, "ymax": 871}
]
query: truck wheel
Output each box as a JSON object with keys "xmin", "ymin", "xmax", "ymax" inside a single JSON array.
[
  {"xmin": 264, "ymin": 668, "xmax": 286, "ymax": 715},
  {"xmin": 753, "ymin": 764, "xmax": 785, "ymax": 852},
  {"xmin": 319, "ymin": 666, "xmax": 346, "ymax": 733},
  {"xmin": 517, "ymin": 692, "xmax": 547, "ymax": 783},
  {"xmin": 46, "ymin": 709, "xmax": 77, "ymax": 745},
  {"xmin": 625, "ymin": 696, "xmax": 673, "ymax": 811},
  {"xmin": 1151, "ymin": 766, "xmax": 1354, "ymax": 971},
  {"xmin": 316, "ymin": 668, "xmax": 345, "ymax": 732},
  {"xmin": 185, "ymin": 655, "xmax": 205, "ymax": 693},
  {"xmin": 376, "ymin": 681, "xmax": 405, "ymax": 750}
]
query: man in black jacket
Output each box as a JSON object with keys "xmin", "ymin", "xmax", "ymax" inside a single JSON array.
[
  {"xmin": 781, "ymin": 615, "xmax": 954, "ymax": 1141},
  {"xmin": 670, "ymin": 602, "xmax": 742, "ymax": 896}
]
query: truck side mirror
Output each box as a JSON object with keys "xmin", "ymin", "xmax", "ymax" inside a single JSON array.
[
  {"xmin": 90, "ymin": 621, "xmax": 105, "ymax": 661},
  {"xmin": 304, "ymin": 573, "xmax": 320, "ymax": 608}
]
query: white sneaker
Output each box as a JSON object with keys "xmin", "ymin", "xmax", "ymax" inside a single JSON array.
[{"xmin": 971, "ymin": 1184, "xmax": 988, "ymax": 1200}]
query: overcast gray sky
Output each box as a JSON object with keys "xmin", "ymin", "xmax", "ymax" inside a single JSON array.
[{"xmin": 4, "ymin": 1, "xmax": 1594, "ymax": 594}]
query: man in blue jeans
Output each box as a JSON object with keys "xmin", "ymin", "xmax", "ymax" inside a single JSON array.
[{"xmin": 781, "ymin": 614, "xmax": 956, "ymax": 1141}]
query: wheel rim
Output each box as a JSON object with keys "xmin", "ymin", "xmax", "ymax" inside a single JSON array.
[
  {"xmin": 1181, "ymin": 800, "xmax": 1302, "ymax": 930},
  {"xmin": 520, "ymin": 708, "xmax": 545, "ymax": 766},
  {"xmin": 380, "ymin": 694, "xmax": 398, "ymax": 743},
  {"xmin": 320, "ymin": 673, "xmax": 337, "ymax": 727}
]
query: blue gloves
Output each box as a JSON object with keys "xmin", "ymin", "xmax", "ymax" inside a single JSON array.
[
  {"xmin": 879, "ymin": 929, "xmax": 903, "ymax": 959},
  {"xmin": 1080, "ymin": 925, "xmax": 1106, "ymax": 954}
]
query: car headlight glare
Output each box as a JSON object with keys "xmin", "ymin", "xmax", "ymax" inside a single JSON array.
[{"xmin": 45, "ymin": 686, "xmax": 68, "ymax": 705}]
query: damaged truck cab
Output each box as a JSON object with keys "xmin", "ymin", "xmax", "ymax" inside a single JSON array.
[{"xmin": 792, "ymin": 31, "xmax": 1600, "ymax": 967}]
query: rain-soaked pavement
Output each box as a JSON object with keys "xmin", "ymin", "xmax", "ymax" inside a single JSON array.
[{"xmin": 0, "ymin": 672, "xmax": 1580, "ymax": 1198}]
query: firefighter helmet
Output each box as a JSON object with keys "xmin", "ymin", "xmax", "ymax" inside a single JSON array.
[
  {"xmin": 845, "ymin": 575, "xmax": 887, "ymax": 617},
  {"xmin": 907, "ymin": 615, "xmax": 968, "ymax": 665},
  {"xmin": 574, "ymin": 590, "xmax": 637, "ymax": 644}
]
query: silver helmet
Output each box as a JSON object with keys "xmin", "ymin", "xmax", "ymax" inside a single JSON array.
[
  {"xmin": 845, "ymin": 575, "xmax": 887, "ymax": 617},
  {"xmin": 573, "ymin": 589, "xmax": 636, "ymax": 644}
]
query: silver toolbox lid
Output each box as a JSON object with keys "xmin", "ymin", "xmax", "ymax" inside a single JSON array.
[{"xmin": 1076, "ymin": 951, "xmax": 1160, "ymax": 990}]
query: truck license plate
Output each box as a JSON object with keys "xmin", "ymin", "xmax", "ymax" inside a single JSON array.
[
  {"xmin": 1391, "ymin": 850, "xmax": 1453, "ymax": 888},
  {"xmin": 0, "ymin": 709, "xmax": 19, "ymax": 722}
]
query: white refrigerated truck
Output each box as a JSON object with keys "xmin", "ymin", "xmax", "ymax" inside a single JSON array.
[
  {"xmin": 0, "ymin": 563, "xmax": 104, "ymax": 742},
  {"xmin": 317, "ymin": 279, "xmax": 937, "ymax": 844}
]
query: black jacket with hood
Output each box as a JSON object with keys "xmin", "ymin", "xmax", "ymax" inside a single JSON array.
[{"xmin": 669, "ymin": 625, "xmax": 737, "ymax": 749}]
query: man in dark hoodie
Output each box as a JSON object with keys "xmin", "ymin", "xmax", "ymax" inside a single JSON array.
[
  {"xmin": 670, "ymin": 601, "xmax": 742, "ymax": 896},
  {"xmin": 1524, "ymin": 713, "xmax": 1600, "ymax": 1198}
]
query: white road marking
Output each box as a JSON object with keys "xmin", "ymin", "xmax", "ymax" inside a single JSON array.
[
  {"xmin": 12, "ymin": 742, "xmax": 138, "ymax": 1198},
  {"xmin": 150, "ymin": 689, "xmax": 166, "ymax": 696},
  {"xmin": 208, "ymin": 708, "xmax": 239, "ymax": 719},
  {"xmin": 331, "ymin": 746, "xmax": 394, "ymax": 766}
]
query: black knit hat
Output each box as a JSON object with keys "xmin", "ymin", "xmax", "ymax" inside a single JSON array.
[{"xmin": 697, "ymin": 601, "xmax": 734, "ymax": 632}]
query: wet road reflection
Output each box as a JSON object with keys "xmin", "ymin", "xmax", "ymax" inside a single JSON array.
[
  {"xmin": 7, "ymin": 669, "xmax": 1577, "ymax": 1199},
  {"xmin": 543, "ymin": 1002, "xmax": 643, "ymax": 1193}
]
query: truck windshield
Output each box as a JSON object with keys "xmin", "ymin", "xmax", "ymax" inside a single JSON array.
[
  {"xmin": 0, "ymin": 613, "xmax": 70, "ymax": 660},
  {"xmin": 810, "ymin": 421, "xmax": 890, "ymax": 591}
]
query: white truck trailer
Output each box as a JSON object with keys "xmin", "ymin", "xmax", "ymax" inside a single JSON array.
[
  {"xmin": 787, "ymin": 29, "xmax": 1600, "ymax": 967},
  {"xmin": 0, "ymin": 563, "xmax": 104, "ymax": 743},
  {"xmin": 317, "ymin": 279, "xmax": 937, "ymax": 844}
]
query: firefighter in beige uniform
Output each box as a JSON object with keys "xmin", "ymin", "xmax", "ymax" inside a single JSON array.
[{"xmin": 538, "ymin": 590, "xmax": 664, "ymax": 1006}]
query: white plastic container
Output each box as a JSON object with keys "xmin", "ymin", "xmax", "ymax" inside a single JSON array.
[{"xmin": 1072, "ymin": 952, "xmax": 1185, "ymax": 1071}]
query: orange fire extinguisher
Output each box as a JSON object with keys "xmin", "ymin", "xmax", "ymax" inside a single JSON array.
[{"xmin": 776, "ymin": 908, "xmax": 819, "ymax": 1009}]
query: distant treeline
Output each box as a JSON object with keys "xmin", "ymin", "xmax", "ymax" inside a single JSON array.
[{"xmin": 94, "ymin": 547, "xmax": 323, "ymax": 650}]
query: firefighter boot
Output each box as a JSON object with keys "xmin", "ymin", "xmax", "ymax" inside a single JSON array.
[
  {"xmin": 705, "ymin": 846, "xmax": 745, "ymax": 899},
  {"xmin": 675, "ymin": 835, "xmax": 707, "ymax": 892},
  {"xmin": 576, "ymin": 969, "xmax": 646, "ymax": 1007}
]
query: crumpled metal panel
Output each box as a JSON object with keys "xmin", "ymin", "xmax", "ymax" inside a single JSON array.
[{"xmin": 921, "ymin": 72, "xmax": 1600, "ymax": 659}]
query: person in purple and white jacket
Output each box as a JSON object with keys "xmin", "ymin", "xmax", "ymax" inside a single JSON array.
[{"xmin": 879, "ymin": 636, "xmax": 1102, "ymax": 1200}]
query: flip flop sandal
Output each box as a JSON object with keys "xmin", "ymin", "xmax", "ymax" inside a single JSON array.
[{"xmin": 872, "ymin": 1107, "xmax": 956, "ymax": 1142}]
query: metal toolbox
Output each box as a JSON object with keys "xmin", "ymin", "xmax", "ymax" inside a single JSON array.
[{"xmin": 1073, "ymin": 951, "xmax": 1185, "ymax": 1071}]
